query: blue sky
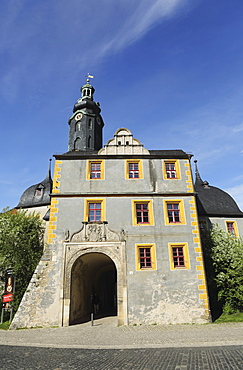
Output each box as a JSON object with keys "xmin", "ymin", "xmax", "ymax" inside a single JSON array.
[{"xmin": 1, "ymin": 0, "xmax": 243, "ymax": 211}]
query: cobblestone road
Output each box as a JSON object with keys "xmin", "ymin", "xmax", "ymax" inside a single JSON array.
[
  {"xmin": 0, "ymin": 345, "xmax": 243, "ymax": 369},
  {"xmin": 0, "ymin": 318, "xmax": 243, "ymax": 369}
]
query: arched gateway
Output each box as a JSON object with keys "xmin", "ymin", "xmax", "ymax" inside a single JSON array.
[
  {"xmin": 70, "ymin": 252, "xmax": 117, "ymax": 324},
  {"xmin": 62, "ymin": 242, "xmax": 127, "ymax": 327}
]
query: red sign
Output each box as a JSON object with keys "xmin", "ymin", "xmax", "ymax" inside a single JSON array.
[{"xmin": 2, "ymin": 294, "xmax": 13, "ymax": 303}]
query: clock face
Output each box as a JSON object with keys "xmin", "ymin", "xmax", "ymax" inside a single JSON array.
[{"xmin": 75, "ymin": 113, "xmax": 82, "ymax": 121}]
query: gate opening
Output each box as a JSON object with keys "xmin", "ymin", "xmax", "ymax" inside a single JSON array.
[{"xmin": 69, "ymin": 252, "xmax": 117, "ymax": 325}]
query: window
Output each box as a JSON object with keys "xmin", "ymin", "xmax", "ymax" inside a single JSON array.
[
  {"xmin": 88, "ymin": 135, "xmax": 91, "ymax": 148},
  {"xmin": 126, "ymin": 160, "xmax": 143, "ymax": 179},
  {"xmin": 86, "ymin": 160, "xmax": 104, "ymax": 180},
  {"xmin": 226, "ymin": 221, "xmax": 238, "ymax": 236},
  {"xmin": 163, "ymin": 200, "xmax": 186, "ymax": 225},
  {"xmin": 75, "ymin": 122, "xmax": 81, "ymax": 131},
  {"xmin": 163, "ymin": 160, "xmax": 181, "ymax": 180},
  {"xmin": 136, "ymin": 203, "xmax": 149, "ymax": 223},
  {"xmin": 90, "ymin": 162, "xmax": 101, "ymax": 179},
  {"xmin": 136, "ymin": 244, "xmax": 156, "ymax": 270},
  {"xmin": 132, "ymin": 200, "xmax": 154, "ymax": 226},
  {"xmin": 88, "ymin": 203, "xmax": 101, "ymax": 221},
  {"xmin": 168, "ymin": 243, "xmax": 190, "ymax": 270},
  {"xmin": 167, "ymin": 203, "xmax": 180, "ymax": 223},
  {"xmin": 35, "ymin": 184, "xmax": 44, "ymax": 197},
  {"xmin": 84, "ymin": 199, "xmax": 105, "ymax": 222},
  {"xmin": 199, "ymin": 220, "xmax": 207, "ymax": 231},
  {"xmin": 166, "ymin": 163, "xmax": 176, "ymax": 178},
  {"xmin": 139, "ymin": 248, "xmax": 152, "ymax": 268},
  {"xmin": 35, "ymin": 188, "xmax": 43, "ymax": 197},
  {"xmin": 129, "ymin": 163, "xmax": 139, "ymax": 178},
  {"xmin": 172, "ymin": 246, "xmax": 185, "ymax": 267}
]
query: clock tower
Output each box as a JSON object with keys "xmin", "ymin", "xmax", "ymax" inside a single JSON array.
[{"xmin": 68, "ymin": 78, "xmax": 104, "ymax": 152}]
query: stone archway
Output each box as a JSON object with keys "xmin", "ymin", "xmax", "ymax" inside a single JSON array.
[
  {"xmin": 69, "ymin": 252, "xmax": 117, "ymax": 324},
  {"xmin": 62, "ymin": 243, "xmax": 127, "ymax": 327}
]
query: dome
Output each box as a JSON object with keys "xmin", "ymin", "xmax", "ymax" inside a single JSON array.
[
  {"xmin": 16, "ymin": 169, "xmax": 52, "ymax": 209},
  {"xmin": 194, "ymin": 163, "xmax": 243, "ymax": 216}
]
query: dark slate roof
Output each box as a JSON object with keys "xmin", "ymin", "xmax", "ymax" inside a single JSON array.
[
  {"xmin": 194, "ymin": 163, "xmax": 243, "ymax": 217},
  {"xmin": 16, "ymin": 168, "xmax": 52, "ymax": 209},
  {"xmin": 55, "ymin": 149, "xmax": 191, "ymax": 160},
  {"xmin": 149, "ymin": 150, "xmax": 191, "ymax": 159}
]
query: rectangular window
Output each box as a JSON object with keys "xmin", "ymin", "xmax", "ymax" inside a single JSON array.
[
  {"xmin": 226, "ymin": 221, "xmax": 238, "ymax": 236},
  {"xmin": 136, "ymin": 203, "xmax": 149, "ymax": 223},
  {"xmin": 136, "ymin": 244, "xmax": 156, "ymax": 270},
  {"xmin": 163, "ymin": 160, "xmax": 181, "ymax": 180},
  {"xmin": 129, "ymin": 162, "xmax": 139, "ymax": 178},
  {"xmin": 35, "ymin": 188, "xmax": 43, "ymax": 197},
  {"xmin": 125, "ymin": 160, "xmax": 143, "ymax": 179},
  {"xmin": 88, "ymin": 202, "xmax": 101, "ymax": 221},
  {"xmin": 84, "ymin": 199, "xmax": 105, "ymax": 222},
  {"xmin": 166, "ymin": 163, "xmax": 176, "ymax": 178},
  {"xmin": 90, "ymin": 162, "xmax": 101, "ymax": 179},
  {"xmin": 139, "ymin": 247, "xmax": 152, "ymax": 268},
  {"xmin": 163, "ymin": 200, "xmax": 186, "ymax": 225},
  {"xmin": 167, "ymin": 203, "xmax": 180, "ymax": 223},
  {"xmin": 172, "ymin": 246, "xmax": 185, "ymax": 267},
  {"xmin": 132, "ymin": 200, "xmax": 154, "ymax": 226},
  {"xmin": 168, "ymin": 243, "xmax": 190, "ymax": 270},
  {"xmin": 86, "ymin": 160, "xmax": 104, "ymax": 180}
]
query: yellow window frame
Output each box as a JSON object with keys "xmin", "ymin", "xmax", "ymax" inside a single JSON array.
[
  {"xmin": 84, "ymin": 198, "xmax": 106, "ymax": 222},
  {"xmin": 86, "ymin": 160, "xmax": 105, "ymax": 180},
  {"xmin": 225, "ymin": 220, "xmax": 239, "ymax": 237},
  {"xmin": 132, "ymin": 199, "xmax": 154, "ymax": 226},
  {"xmin": 163, "ymin": 160, "xmax": 181, "ymax": 180},
  {"xmin": 125, "ymin": 159, "xmax": 143, "ymax": 180},
  {"xmin": 135, "ymin": 243, "xmax": 157, "ymax": 271},
  {"xmin": 163, "ymin": 199, "xmax": 186, "ymax": 225},
  {"xmin": 168, "ymin": 243, "xmax": 190, "ymax": 270}
]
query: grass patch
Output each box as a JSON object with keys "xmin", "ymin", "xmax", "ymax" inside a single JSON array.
[
  {"xmin": 0, "ymin": 321, "xmax": 11, "ymax": 330},
  {"xmin": 214, "ymin": 312, "xmax": 243, "ymax": 323}
]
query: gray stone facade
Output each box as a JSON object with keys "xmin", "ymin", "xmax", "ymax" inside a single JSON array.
[{"xmin": 11, "ymin": 126, "xmax": 210, "ymax": 329}]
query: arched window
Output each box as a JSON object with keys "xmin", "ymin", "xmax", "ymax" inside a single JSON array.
[
  {"xmin": 75, "ymin": 122, "xmax": 81, "ymax": 131},
  {"xmin": 74, "ymin": 137, "xmax": 81, "ymax": 150},
  {"xmin": 88, "ymin": 119, "xmax": 92, "ymax": 130},
  {"xmin": 88, "ymin": 135, "xmax": 92, "ymax": 148}
]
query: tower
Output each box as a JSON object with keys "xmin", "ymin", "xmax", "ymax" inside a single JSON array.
[{"xmin": 68, "ymin": 78, "xmax": 104, "ymax": 152}]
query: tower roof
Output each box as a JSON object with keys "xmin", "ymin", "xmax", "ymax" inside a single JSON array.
[
  {"xmin": 16, "ymin": 161, "xmax": 53, "ymax": 209},
  {"xmin": 194, "ymin": 161, "xmax": 243, "ymax": 217}
]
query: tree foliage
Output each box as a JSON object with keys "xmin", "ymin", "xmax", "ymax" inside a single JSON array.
[
  {"xmin": 201, "ymin": 224, "xmax": 243, "ymax": 314},
  {"xmin": 0, "ymin": 209, "xmax": 44, "ymax": 312}
]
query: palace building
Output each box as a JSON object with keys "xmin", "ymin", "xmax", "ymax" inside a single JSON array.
[{"xmin": 11, "ymin": 80, "xmax": 243, "ymax": 329}]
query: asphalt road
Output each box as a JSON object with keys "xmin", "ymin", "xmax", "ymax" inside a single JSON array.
[{"xmin": 0, "ymin": 345, "xmax": 243, "ymax": 370}]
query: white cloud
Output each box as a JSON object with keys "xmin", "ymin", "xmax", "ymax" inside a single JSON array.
[
  {"xmin": 100, "ymin": 0, "xmax": 188, "ymax": 54},
  {"xmin": 0, "ymin": 0, "xmax": 190, "ymax": 101},
  {"xmin": 233, "ymin": 122, "xmax": 243, "ymax": 133}
]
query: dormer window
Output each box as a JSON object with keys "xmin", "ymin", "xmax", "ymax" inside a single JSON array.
[{"xmin": 35, "ymin": 184, "xmax": 44, "ymax": 197}]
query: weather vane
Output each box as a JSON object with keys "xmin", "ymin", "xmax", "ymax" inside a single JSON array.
[{"xmin": 86, "ymin": 73, "xmax": 94, "ymax": 83}]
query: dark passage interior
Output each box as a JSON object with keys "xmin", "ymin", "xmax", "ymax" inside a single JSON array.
[{"xmin": 69, "ymin": 252, "xmax": 117, "ymax": 325}]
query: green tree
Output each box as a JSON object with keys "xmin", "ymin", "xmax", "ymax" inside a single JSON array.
[
  {"xmin": 0, "ymin": 209, "xmax": 44, "ymax": 312},
  {"xmin": 201, "ymin": 224, "xmax": 243, "ymax": 315}
]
